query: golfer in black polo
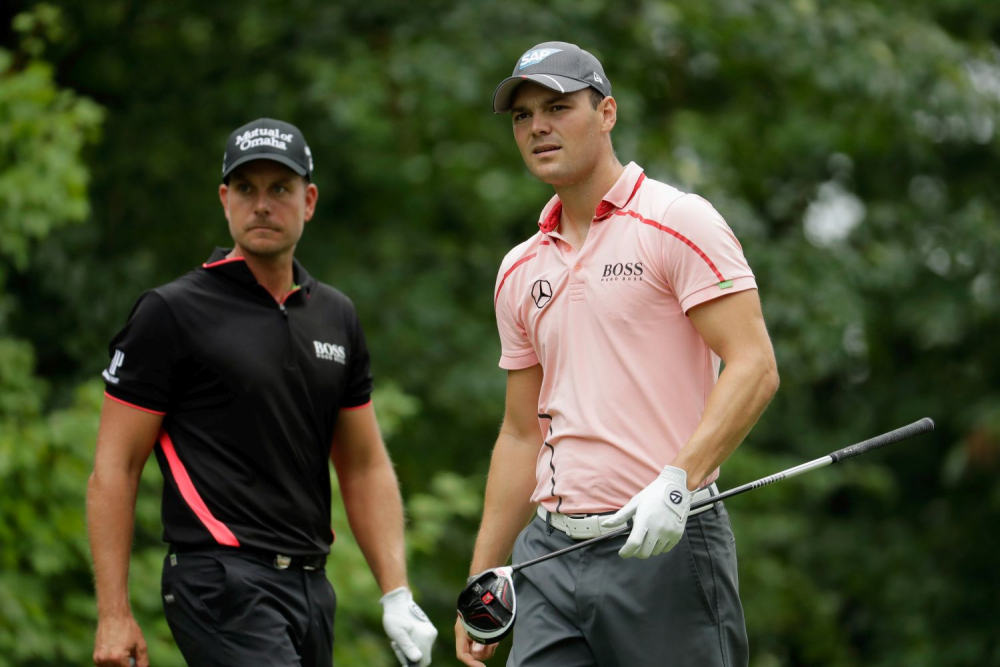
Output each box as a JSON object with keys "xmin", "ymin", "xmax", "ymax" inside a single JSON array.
[{"xmin": 87, "ymin": 118, "xmax": 437, "ymax": 667}]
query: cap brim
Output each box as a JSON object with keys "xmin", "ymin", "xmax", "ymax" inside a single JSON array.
[
  {"xmin": 492, "ymin": 74, "xmax": 591, "ymax": 114},
  {"xmin": 222, "ymin": 153, "xmax": 309, "ymax": 182}
]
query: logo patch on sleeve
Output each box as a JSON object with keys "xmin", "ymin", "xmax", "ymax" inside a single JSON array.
[{"xmin": 102, "ymin": 349, "xmax": 125, "ymax": 384}]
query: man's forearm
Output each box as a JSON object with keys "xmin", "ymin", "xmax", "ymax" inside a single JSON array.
[
  {"xmin": 339, "ymin": 462, "xmax": 409, "ymax": 594},
  {"xmin": 87, "ymin": 470, "xmax": 141, "ymax": 618},
  {"xmin": 672, "ymin": 354, "xmax": 779, "ymax": 489},
  {"xmin": 469, "ymin": 431, "xmax": 540, "ymax": 574}
]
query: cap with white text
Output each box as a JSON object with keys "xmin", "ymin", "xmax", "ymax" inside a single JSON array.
[
  {"xmin": 492, "ymin": 41, "xmax": 611, "ymax": 114},
  {"xmin": 221, "ymin": 118, "xmax": 314, "ymax": 183}
]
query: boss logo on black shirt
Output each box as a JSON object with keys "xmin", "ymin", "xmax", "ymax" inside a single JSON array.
[{"xmin": 313, "ymin": 341, "xmax": 347, "ymax": 364}]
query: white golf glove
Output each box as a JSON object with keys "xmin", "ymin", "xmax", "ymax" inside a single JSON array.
[
  {"xmin": 601, "ymin": 465, "xmax": 692, "ymax": 559},
  {"xmin": 380, "ymin": 587, "xmax": 438, "ymax": 666}
]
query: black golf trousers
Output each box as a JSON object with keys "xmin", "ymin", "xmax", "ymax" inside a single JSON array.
[
  {"xmin": 508, "ymin": 502, "xmax": 748, "ymax": 667},
  {"xmin": 161, "ymin": 548, "xmax": 336, "ymax": 666}
]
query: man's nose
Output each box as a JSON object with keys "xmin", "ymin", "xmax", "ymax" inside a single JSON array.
[
  {"xmin": 254, "ymin": 191, "xmax": 271, "ymax": 214},
  {"xmin": 530, "ymin": 114, "xmax": 551, "ymax": 135}
]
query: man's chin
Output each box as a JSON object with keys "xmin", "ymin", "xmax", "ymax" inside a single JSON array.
[
  {"xmin": 238, "ymin": 240, "xmax": 296, "ymax": 260},
  {"xmin": 526, "ymin": 162, "xmax": 572, "ymax": 186}
]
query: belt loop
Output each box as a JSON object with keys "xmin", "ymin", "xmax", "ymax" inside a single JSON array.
[{"xmin": 543, "ymin": 507, "xmax": 555, "ymax": 536}]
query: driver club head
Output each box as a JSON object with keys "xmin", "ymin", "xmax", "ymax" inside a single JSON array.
[{"xmin": 456, "ymin": 566, "xmax": 517, "ymax": 645}]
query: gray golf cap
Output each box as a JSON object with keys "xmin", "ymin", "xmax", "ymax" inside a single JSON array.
[
  {"xmin": 221, "ymin": 118, "xmax": 314, "ymax": 183},
  {"xmin": 492, "ymin": 41, "xmax": 611, "ymax": 114}
]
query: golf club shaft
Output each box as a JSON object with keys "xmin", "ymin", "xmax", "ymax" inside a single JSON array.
[{"xmin": 511, "ymin": 417, "xmax": 934, "ymax": 574}]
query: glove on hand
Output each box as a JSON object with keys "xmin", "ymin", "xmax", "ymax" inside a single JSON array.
[
  {"xmin": 380, "ymin": 587, "xmax": 438, "ymax": 666},
  {"xmin": 601, "ymin": 465, "xmax": 692, "ymax": 559}
]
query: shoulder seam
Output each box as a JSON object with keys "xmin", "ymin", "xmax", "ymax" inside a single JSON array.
[{"xmin": 613, "ymin": 199, "xmax": 725, "ymax": 282}]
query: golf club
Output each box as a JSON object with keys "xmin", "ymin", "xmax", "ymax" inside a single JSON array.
[{"xmin": 457, "ymin": 417, "xmax": 935, "ymax": 644}]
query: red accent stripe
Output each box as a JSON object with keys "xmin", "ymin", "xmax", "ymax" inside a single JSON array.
[
  {"xmin": 158, "ymin": 430, "xmax": 241, "ymax": 547},
  {"xmin": 623, "ymin": 173, "xmax": 646, "ymax": 208},
  {"xmin": 280, "ymin": 285, "xmax": 301, "ymax": 305},
  {"xmin": 539, "ymin": 241, "xmax": 551, "ymax": 245},
  {"xmin": 615, "ymin": 209, "xmax": 725, "ymax": 281},
  {"xmin": 104, "ymin": 391, "xmax": 167, "ymax": 416},
  {"xmin": 596, "ymin": 173, "xmax": 646, "ymax": 220},
  {"xmin": 495, "ymin": 253, "xmax": 538, "ymax": 308},
  {"xmin": 341, "ymin": 399, "xmax": 373, "ymax": 411},
  {"xmin": 202, "ymin": 257, "xmax": 246, "ymax": 268}
]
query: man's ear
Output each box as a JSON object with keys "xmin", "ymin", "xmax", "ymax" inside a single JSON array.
[
  {"xmin": 219, "ymin": 184, "xmax": 230, "ymax": 221},
  {"xmin": 599, "ymin": 96, "xmax": 618, "ymax": 134},
  {"xmin": 303, "ymin": 182, "xmax": 319, "ymax": 222}
]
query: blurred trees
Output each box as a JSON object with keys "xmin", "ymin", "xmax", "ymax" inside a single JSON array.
[{"xmin": 1, "ymin": 0, "xmax": 998, "ymax": 665}]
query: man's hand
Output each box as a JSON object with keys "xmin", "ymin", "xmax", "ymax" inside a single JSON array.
[
  {"xmin": 381, "ymin": 587, "xmax": 438, "ymax": 666},
  {"xmin": 93, "ymin": 614, "xmax": 148, "ymax": 667},
  {"xmin": 455, "ymin": 616, "xmax": 497, "ymax": 667},
  {"xmin": 601, "ymin": 465, "xmax": 692, "ymax": 559}
]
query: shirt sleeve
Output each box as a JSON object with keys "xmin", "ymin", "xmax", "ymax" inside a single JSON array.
[
  {"xmin": 102, "ymin": 290, "xmax": 180, "ymax": 414},
  {"xmin": 659, "ymin": 194, "xmax": 758, "ymax": 314},
  {"xmin": 341, "ymin": 309, "xmax": 374, "ymax": 408},
  {"xmin": 495, "ymin": 261, "xmax": 539, "ymax": 370}
]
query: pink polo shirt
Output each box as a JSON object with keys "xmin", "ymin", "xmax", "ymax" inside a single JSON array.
[{"xmin": 494, "ymin": 162, "xmax": 757, "ymax": 514}]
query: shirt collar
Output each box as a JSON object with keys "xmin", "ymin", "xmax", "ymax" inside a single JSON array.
[
  {"xmin": 202, "ymin": 247, "xmax": 315, "ymax": 295},
  {"xmin": 537, "ymin": 162, "xmax": 646, "ymax": 234}
]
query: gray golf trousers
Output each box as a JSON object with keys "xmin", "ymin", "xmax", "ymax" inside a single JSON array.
[{"xmin": 507, "ymin": 502, "xmax": 748, "ymax": 667}]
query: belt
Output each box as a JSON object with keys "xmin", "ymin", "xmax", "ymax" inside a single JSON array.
[
  {"xmin": 537, "ymin": 482, "xmax": 720, "ymax": 541},
  {"xmin": 169, "ymin": 546, "xmax": 327, "ymax": 571}
]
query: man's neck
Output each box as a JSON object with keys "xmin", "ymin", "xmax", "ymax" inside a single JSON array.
[
  {"xmin": 553, "ymin": 158, "xmax": 624, "ymax": 250},
  {"xmin": 228, "ymin": 247, "xmax": 296, "ymax": 302}
]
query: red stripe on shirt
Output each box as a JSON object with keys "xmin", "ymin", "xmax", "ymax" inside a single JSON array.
[
  {"xmin": 158, "ymin": 430, "xmax": 241, "ymax": 547},
  {"xmin": 280, "ymin": 285, "xmax": 301, "ymax": 305},
  {"xmin": 341, "ymin": 399, "xmax": 372, "ymax": 411},
  {"xmin": 104, "ymin": 391, "xmax": 167, "ymax": 416},
  {"xmin": 202, "ymin": 257, "xmax": 246, "ymax": 269},
  {"xmin": 615, "ymin": 209, "xmax": 725, "ymax": 282},
  {"xmin": 495, "ymin": 253, "xmax": 538, "ymax": 308}
]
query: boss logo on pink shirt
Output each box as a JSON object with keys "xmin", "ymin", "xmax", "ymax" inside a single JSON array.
[{"xmin": 601, "ymin": 262, "xmax": 644, "ymax": 282}]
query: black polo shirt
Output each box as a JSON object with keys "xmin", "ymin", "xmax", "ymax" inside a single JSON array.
[{"xmin": 103, "ymin": 248, "xmax": 373, "ymax": 555}]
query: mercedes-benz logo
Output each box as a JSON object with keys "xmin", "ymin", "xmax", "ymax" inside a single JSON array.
[
  {"xmin": 669, "ymin": 490, "xmax": 683, "ymax": 505},
  {"xmin": 531, "ymin": 279, "xmax": 553, "ymax": 308}
]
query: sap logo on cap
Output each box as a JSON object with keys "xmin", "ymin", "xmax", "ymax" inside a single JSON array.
[
  {"xmin": 519, "ymin": 48, "xmax": 563, "ymax": 70},
  {"xmin": 235, "ymin": 127, "xmax": 294, "ymax": 152},
  {"xmin": 313, "ymin": 340, "xmax": 346, "ymax": 364},
  {"xmin": 102, "ymin": 349, "xmax": 125, "ymax": 385},
  {"xmin": 305, "ymin": 145, "xmax": 314, "ymax": 171},
  {"xmin": 592, "ymin": 71, "xmax": 603, "ymax": 83}
]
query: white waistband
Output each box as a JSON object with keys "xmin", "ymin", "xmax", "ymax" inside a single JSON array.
[{"xmin": 537, "ymin": 482, "xmax": 719, "ymax": 541}]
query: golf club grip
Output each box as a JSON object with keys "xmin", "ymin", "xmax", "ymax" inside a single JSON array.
[{"xmin": 828, "ymin": 417, "xmax": 934, "ymax": 463}]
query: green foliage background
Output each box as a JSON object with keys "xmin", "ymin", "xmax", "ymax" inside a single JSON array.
[{"xmin": 1, "ymin": 1, "xmax": 998, "ymax": 665}]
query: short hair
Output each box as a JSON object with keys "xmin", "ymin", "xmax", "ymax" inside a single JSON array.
[{"xmin": 589, "ymin": 88, "xmax": 605, "ymax": 109}]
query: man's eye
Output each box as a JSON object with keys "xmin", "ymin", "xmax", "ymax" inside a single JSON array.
[
  {"xmin": 551, "ymin": 105, "xmax": 566, "ymax": 112},
  {"xmin": 237, "ymin": 184, "xmax": 252, "ymax": 194},
  {"xmin": 273, "ymin": 185, "xmax": 287, "ymax": 194},
  {"xmin": 513, "ymin": 112, "xmax": 529, "ymax": 121}
]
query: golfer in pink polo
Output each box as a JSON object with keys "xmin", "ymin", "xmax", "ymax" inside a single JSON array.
[{"xmin": 456, "ymin": 42, "xmax": 779, "ymax": 667}]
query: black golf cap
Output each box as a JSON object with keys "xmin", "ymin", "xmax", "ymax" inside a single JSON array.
[
  {"xmin": 492, "ymin": 41, "xmax": 611, "ymax": 114},
  {"xmin": 221, "ymin": 118, "xmax": 314, "ymax": 183}
]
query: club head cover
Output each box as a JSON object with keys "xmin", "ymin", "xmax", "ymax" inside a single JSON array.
[{"xmin": 456, "ymin": 566, "xmax": 516, "ymax": 645}]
